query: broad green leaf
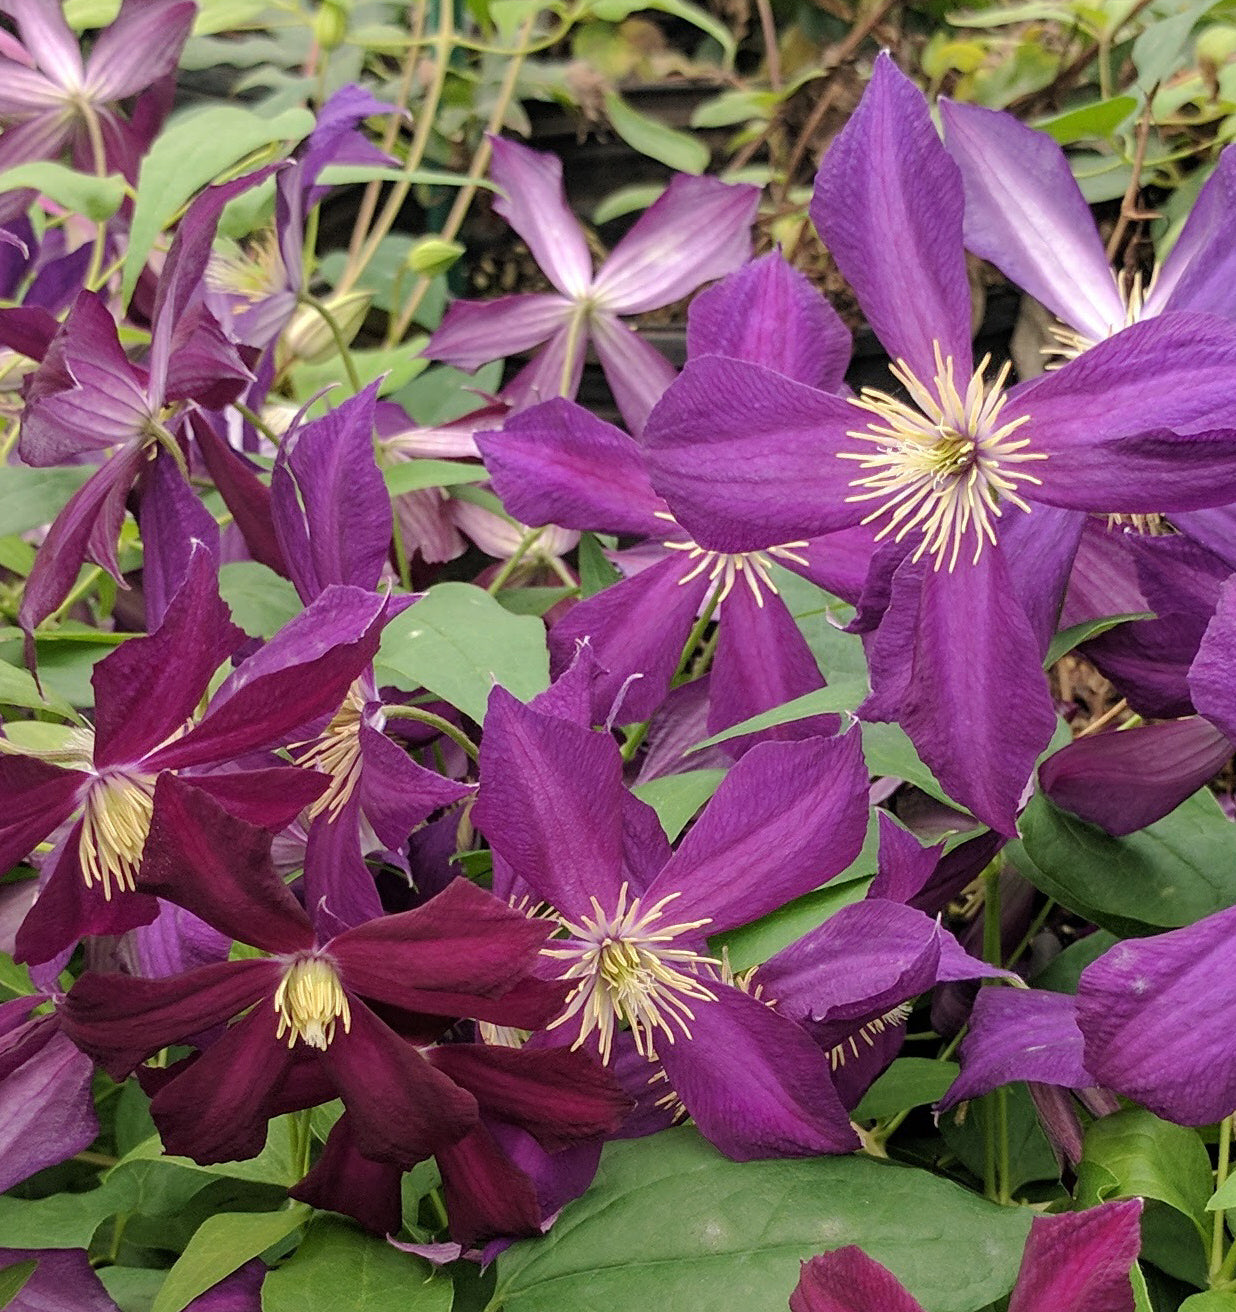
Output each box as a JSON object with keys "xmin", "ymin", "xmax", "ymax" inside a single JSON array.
[
  {"xmin": 394, "ymin": 362, "xmax": 505, "ymax": 426},
  {"xmin": 492, "ymin": 1127, "xmax": 1032, "ymax": 1312},
  {"xmin": 495, "ymin": 586, "xmax": 574, "ymax": 616},
  {"xmin": 0, "ymin": 163, "xmax": 126, "ymax": 220},
  {"xmin": 854, "ymin": 1058, "xmax": 961, "ymax": 1121},
  {"xmin": 0, "ymin": 1259, "xmax": 34, "ymax": 1308},
  {"xmin": 0, "ymin": 658, "xmax": 80, "ymax": 721},
  {"xmin": 376, "ymin": 583, "xmax": 549, "ymax": 724},
  {"xmin": 114, "ymin": 1118, "xmax": 301, "ymax": 1192},
  {"xmin": 577, "ymin": 532, "xmax": 620, "ymax": 598},
  {"xmin": 0, "ymin": 956, "xmax": 34, "ymax": 1001},
  {"xmin": 1029, "ymin": 930, "xmax": 1118, "ymax": 992},
  {"xmin": 1181, "ymin": 1294, "xmax": 1236, "ymax": 1310},
  {"xmin": 383, "ymin": 460, "xmax": 488, "ymax": 497},
  {"xmin": 632, "ymin": 768, "xmax": 726, "ymax": 840},
  {"xmin": 1036, "ymin": 95, "xmax": 1138, "ymax": 144},
  {"xmin": 1016, "ymin": 788, "xmax": 1236, "ymax": 936},
  {"xmin": 124, "ymin": 105, "xmax": 315, "ymax": 303},
  {"xmin": 0, "ymin": 466, "xmax": 92, "ymax": 537},
  {"xmin": 1077, "ymin": 1109, "xmax": 1213, "ymax": 1241},
  {"xmin": 861, "ymin": 721, "xmax": 969, "ymax": 813},
  {"xmin": 690, "ymin": 89, "xmax": 775, "ymax": 128},
  {"xmin": 217, "ymin": 562, "xmax": 303, "ymax": 640},
  {"xmin": 590, "ymin": 0, "xmax": 735, "ymax": 58},
  {"xmin": 1134, "ymin": 2, "xmax": 1217, "ymax": 91},
  {"xmin": 65, "ymin": 0, "xmax": 122, "ymax": 24},
  {"xmin": 592, "ymin": 183, "xmax": 666, "ymax": 225},
  {"xmin": 0, "ymin": 1174, "xmax": 138, "ymax": 1248},
  {"xmin": 289, "ymin": 344, "xmax": 429, "ymax": 406},
  {"xmin": 941, "ymin": 1084, "xmax": 1060, "ymax": 1192},
  {"xmin": 604, "ymin": 91, "xmax": 710, "ymax": 174},
  {"xmin": 1044, "ymin": 612, "xmax": 1153, "ymax": 667},
  {"xmin": 150, "ymin": 1205, "xmax": 309, "ymax": 1312},
  {"xmin": 262, "ymin": 1216, "xmax": 452, "ymax": 1310},
  {"xmin": 191, "ymin": 0, "xmax": 272, "ymax": 34},
  {"xmin": 99, "ymin": 1266, "xmax": 165, "ymax": 1312},
  {"xmin": 688, "ymin": 682, "xmax": 866, "ymax": 753}
]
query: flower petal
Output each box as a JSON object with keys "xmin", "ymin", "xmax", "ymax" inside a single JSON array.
[
  {"xmin": 85, "ymin": 0, "xmax": 195, "ymax": 102},
  {"xmin": 791, "ymin": 1249, "xmax": 926, "ymax": 1312},
  {"xmin": 426, "ymin": 293, "xmax": 572, "ymax": 372},
  {"xmin": 1190, "ymin": 575, "xmax": 1236, "ymax": 740},
  {"xmin": 0, "ymin": 755, "xmax": 87, "ymax": 873},
  {"xmin": 588, "ymin": 311, "xmax": 678, "ymax": 436},
  {"xmin": 1007, "ymin": 1201, "xmax": 1142, "ymax": 1312}
]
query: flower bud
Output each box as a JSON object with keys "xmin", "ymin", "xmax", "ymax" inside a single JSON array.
[
  {"xmin": 313, "ymin": 0, "xmax": 349, "ymax": 50},
  {"xmin": 279, "ymin": 290, "xmax": 373, "ymax": 368},
  {"xmin": 406, "ymin": 237, "xmax": 466, "ymax": 278}
]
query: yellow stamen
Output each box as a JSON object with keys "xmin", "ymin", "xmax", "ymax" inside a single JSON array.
[
  {"xmin": 828, "ymin": 1001, "xmax": 915, "ymax": 1071},
  {"xmin": 273, "ymin": 955, "xmax": 351, "ymax": 1050},
  {"xmin": 655, "ymin": 511, "xmax": 809, "ymax": 609},
  {"xmin": 294, "ymin": 678, "xmax": 371, "ymax": 822},
  {"xmin": 79, "ymin": 772, "xmax": 156, "ymax": 901}
]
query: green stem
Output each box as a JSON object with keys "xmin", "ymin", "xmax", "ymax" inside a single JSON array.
[
  {"xmin": 1213, "ymin": 1114, "xmax": 1234, "ymax": 1280},
  {"xmin": 299, "ymin": 294, "xmax": 362, "ymax": 391},
  {"xmin": 390, "ymin": 507, "xmax": 413, "ymax": 593},
  {"xmin": 982, "ymin": 863, "xmax": 1011, "ymax": 1203},
  {"xmin": 1006, "ymin": 897, "xmax": 1055, "ymax": 970},
  {"xmin": 486, "ymin": 526, "xmax": 545, "ymax": 595},
  {"xmin": 233, "ymin": 400, "xmax": 283, "ymax": 447},
  {"xmin": 383, "ymin": 704, "xmax": 479, "ymax": 762}
]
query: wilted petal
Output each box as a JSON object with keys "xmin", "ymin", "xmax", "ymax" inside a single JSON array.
[
  {"xmin": 487, "ymin": 136, "xmax": 593, "ymax": 298},
  {"xmin": 1039, "ymin": 718, "xmax": 1233, "ymax": 835},
  {"xmin": 810, "ymin": 53, "xmax": 971, "ymax": 384},
  {"xmin": 588, "ymin": 311, "xmax": 678, "ymax": 436},
  {"xmin": 426, "ymin": 294, "xmax": 573, "ymax": 371},
  {"xmin": 686, "ymin": 251, "xmax": 851, "ymax": 390},
  {"xmin": 940, "ymin": 100, "xmax": 1123, "ymax": 342},
  {"xmin": 1008, "ymin": 1201, "xmax": 1142, "ymax": 1312},
  {"xmin": 791, "ymin": 1248, "xmax": 926, "ymax": 1312}
]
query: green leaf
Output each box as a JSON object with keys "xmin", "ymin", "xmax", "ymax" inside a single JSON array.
[
  {"xmin": 150, "ymin": 1205, "xmax": 309, "ymax": 1312},
  {"xmin": 1036, "ymin": 95, "xmax": 1138, "ymax": 144},
  {"xmin": 1133, "ymin": 2, "xmax": 1217, "ymax": 92},
  {"xmin": 861, "ymin": 721, "xmax": 970, "ymax": 814},
  {"xmin": 0, "ymin": 955, "xmax": 34, "ymax": 1001},
  {"xmin": 577, "ymin": 532, "xmax": 620, "ymax": 598},
  {"xmin": 690, "ymin": 89, "xmax": 775, "ymax": 128},
  {"xmin": 0, "ymin": 1259, "xmax": 35, "ymax": 1308},
  {"xmin": 0, "ymin": 658, "xmax": 80, "ymax": 721},
  {"xmin": 262, "ymin": 1216, "xmax": 452, "ymax": 1310},
  {"xmin": 0, "ymin": 1174, "xmax": 138, "ymax": 1248},
  {"xmin": 1180, "ymin": 1294, "xmax": 1236, "ymax": 1310},
  {"xmin": 1077, "ymin": 1109, "xmax": 1213, "ymax": 1241},
  {"xmin": 99, "ymin": 1266, "xmax": 165, "ymax": 1312},
  {"xmin": 0, "ymin": 163, "xmax": 126, "ymax": 220},
  {"xmin": 854, "ymin": 1058, "xmax": 961, "ymax": 1121},
  {"xmin": 492, "ymin": 1127, "xmax": 1032, "ymax": 1312},
  {"xmin": 0, "ymin": 465, "xmax": 92, "ymax": 536},
  {"xmin": 1016, "ymin": 788, "xmax": 1236, "ymax": 936},
  {"xmin": 941, "ymin": 1084, "xmax": 1061, "ymax": 1192},
  {"xmin": 588, "ymin": 0, "xmax": 736, "ymax": 59},
  {"xmin": 603, "ymin": 91, "xmax": 710, "ymax": 174},
  {"xmin": 317, "ymin": 164, "xmax": 496, "ymax": 192},
  {"xmin": 688, "ymin": 682, "xmax": 866, "ymax": 753},
  {"xmin": 632, "ymin": 768, "xmax": 726, "ymax": 840},
  {"xmin": 124, "ymin": 105, "xmax": 315, "ymax": 303},
  {"xmin": 494, "ymin": 586, "xmax": 574, "ymax": 616},
  {"xmin": 592, "ymin": 183, "xmax": 666, "ymax": 225},
  {"xmin": 376, "ymin": 583, "xmax": 549, "ymax": 724},
  {"xmin": 218, "ymin": 562, "xmax": 304, "ymax": 640},
  {"xmin": 1044, "ymin": 612, "xmax": 1153, "ymax": 667},
  {"xmin": 383, "ymin": 460, "xmax": 488, "ymax": 497}
]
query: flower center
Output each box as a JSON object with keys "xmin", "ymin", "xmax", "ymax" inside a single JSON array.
[
  {"xmin": 827, "ymin": 1001, "xmax": 915, "ymax": 1071},
  {"xmin": 294, "ymin": 678, "xmax": 372, "ymax": 823},
  {"xmin": 206, "ymin": 229, "xmax": 286, "ymax": 305},
  {"xmin": 839, "ymin": 344, "xmax": 1046, "ymax": 570},
  {"xmin": 543, "ymin": 883, "xmax": 718, "ymax": 1064},
  {"xmin": 273, "ymin": 955, "xmax": 351, "ymax": 1050},
  {"xmin": 656, "ymin": 512, "xmax": 809, "ymax": 609},
  {"xmin": 79, "ymin": 771, "xmax": 157, "ymax": 901},
  {"xmin": 1048, "ymin": 267, "xmax": 1152, "ymax": 363}
]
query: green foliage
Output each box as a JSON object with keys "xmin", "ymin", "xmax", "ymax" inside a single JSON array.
[{"xmin": 631, "ymin": 767, "xmax": 727, "ymax": 839}]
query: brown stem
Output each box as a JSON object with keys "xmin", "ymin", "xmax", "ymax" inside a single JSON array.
[{"xmin": 1105, "ymin": 96, "xmax": 1157, "ymax": 262}]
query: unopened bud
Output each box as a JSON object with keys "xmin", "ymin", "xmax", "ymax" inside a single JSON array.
[
  {"xmin": 279, "ymin": 290, "xmax": 373, "ymax": 367},
  {"xmin": 406, "ymin": 237, "xmax": 466, "ymax": 278},
  {"xmin": 313, "ymin": 0, "xmax": 349, "ymax": 50},
  {"xmin": 1197, "ymin": 24, "xmax": 1236, "ymax": 72}
]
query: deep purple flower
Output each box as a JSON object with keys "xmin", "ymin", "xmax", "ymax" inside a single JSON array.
[
  {"xmin": 426, "ymin": 136, "xmax": 759, "ymax": 433},
  {"xmin": 475, "ymin": 686, "xmax": 874, "ymax": 1158},
  {"xmin": 0, "ymin": 0, "xmax": 193, "ymax": 179},
  {"xmin": 642, "ymin": 54, "xmax": 1236, "ymax": 834},
  {"xmin": 789, "ymin": 1199, "xmax": 1142, "ymax": 1312}
]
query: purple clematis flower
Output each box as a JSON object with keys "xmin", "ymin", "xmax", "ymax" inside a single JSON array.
[
  {"xmin": 62, "ymin": 785, "xmax": 565, "ymax": 1169},
  {"xmin": 789, "ymin": 1199, "xmax": 1142, "ymax": 1312},
  {"xmin": 1, "ymin": 547, "xmax": 392, "ymax": 965},
  {"xmin": 426, "ymin": 136, "xmax": 759, "ymax": 433},
  {"xmin": 475, "ymin": 686, "xmax": 872, "ymax": 1159},
  {"xmin": 642, "ymin": 53, "xmax": 1236, "ymax": 834},
  {"xmin": 0, "ymin": 0, "xmax": 194, "ymax": 179}
]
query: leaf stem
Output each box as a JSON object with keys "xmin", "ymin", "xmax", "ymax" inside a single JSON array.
[{"xmin": 383, "ymin": 704, "xmax": 479, "ymax": 762}]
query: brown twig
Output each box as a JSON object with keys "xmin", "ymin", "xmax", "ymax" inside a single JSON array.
[
  {"xmin": 1105, "ymin": 94, "xmax": 1157, "ymax": 261},
  {"xmin": 755, "ymin": 0, "xmax": 782, "ymax": 92}
]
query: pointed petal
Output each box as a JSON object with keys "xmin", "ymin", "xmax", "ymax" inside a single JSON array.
[
  {"xmin": 473, "ymin": 687, "xmax": 626, "ymax": 914},
  {"xmin": 138, "ymin": 447, "xmax": 222, "ymax": 631},
  {"xmin": 9, "ymin": 0, "xmax": 82, "ymax": 89},
  {"xmin": 0, "ymin": 755, "xmax": 86, "ymax": 873},
  {"xmin": 643, "ymin": 356, "xmax": 864, "ymax": 552},
  {"xmin": 139, "ymin": 774, "xmax": 316, "ymax": 954},
  {"xmin": 500, "ymin": 323, "xmax": 587, "ymax": 412},
  {"xmin": 426, "ymin": 293, "xmax": 572, "ymax": 371},
  {"xmin": 939, "ymin": 99, "xmax": 1123, "ymax": 341},
  {"xmin": 1007, "ymin": 1201, "xmax": 1142, "ymax": 1312},
  {"xmin": 359, "ymin": 722, "xmax": 471, "ymax": 850},
  {"xmin": 651, "ymin": 731, "xmax": 869, "ymax": 933},
  {"xmin": 477, "ymin": 398, "xmax": 667, "ymax": 536},
  {"xmin": 998, "ymin": 503, "xmax": 1084, "ymax": 656},
  {"xmin": 1190, "ymin": 575, "xmax": 1236, "ymax": 740},
  {"xmin": 810, "ymin": 52, "xmax": 971, "ymax": 382},
  {"xmin": 791, "ymin": 1248, "xmax": 926, "ymax": 1312},
  {"xmin": 0, "ymin": 1248, "xmax": 119, "ymax": 1312},
  {"xmin": 1144, "ymin": 147, "xmax": 1236, "ymax": 319},
  {"xmin": 588, "ymin": 312, "xmax": 677, "ymax": 436},
  {"xmin": 302, "ymin": 796, "xmax": 384, "ymax": 933},
  {"xmin": 487, "ymin": 136, "xmax": 593, "ymax": 298},
  {"xmin": 660, "ymin": 984, "xmax": 858, "ymax": 1159},
  {"xmin": 435, "ymin": 1123, "xmax": 543, "ymax": 1246},
  {"xmin": 187, "ymin": 766, "xmax": 327, "ymax": 832},
  {"xmin": 1039, "ymin": 718, "xmax": 1233, "ymax": 835},
  {"xmin": 868, "ymin": 813, "xmax": 942, "ymax": 904},
  {"xmin": 85, "ymin": 0, "xmax": 194, "ymax": 102},
  {"xmin": 290, "ymin": 1114, "xmax": 403, "ymax": 1235},
  {"xmin": 1077, "ymin": 906, "xmax": 1236, "ymax": 1124},
  {"xmin": 686, "ymin": 251, "xmax": 852, "ymax": 390}
]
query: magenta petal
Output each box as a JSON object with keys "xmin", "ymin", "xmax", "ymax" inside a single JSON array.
[
  {"xmin": 652, "ymin": 732, "xmax": 868, "ymax": 933},
  {"xmin": 0, "ymin": 1248, "xmax": 120, "ymax": 1312},
  {"xmin": 706, "ymin": 585, "xmax": 834, "ymax": 752},
  {"xmin": 1038, "ymin": 718, "xmax": 1233, "ymax": 835},
  {"xmin": 321, "ymin": 1000, "xmax": 478, "ymax": 1164},
  {"xmin": 478, "ymin": 398, "xmax": 667, "ymax": 536},
  {"xmin": 810, "ymin": 53, "xmax": 971, "ymax": 383},
  {"xmin": 474, "ymin": 687, "xmax": 626, "ymax": 914},
  {"xmin": 1144, "ymin": 147, "xmax": 1236, "ymax": 319},
  {"xmin": 644, "ymin": 356, "xmax": 863, "ymax": 552},
  {"xmin": 150, "ymin": 1006, "xmax": 296, "ymax": 1164},
  {"xmin": 332, "ymin": 877, "xmax": 553, "ymax": 1014},
  {"xmin": 139, "ymin": 775, "xmax": 316, "ymax": 954},
  {"xmin": 84, "ymin": 0, "xmax": 195, "ymax": 101},
  {"xmin": 592, "ymin": 174, "xmax": 757, "ymax": 314},
  {"xmin": 291, "ymin": 1114, "xmax": 403, "ymax": 1235},
  {"xmin": 1190, "ymin": 574, "xmax": 1236, "ymax": 739},
  {"xmin": 940, "ymin": 988, "xmax": 1092, "ymax": 1109},
  {"xmin": 791, "ymin": 1249, "xmax": 926, "ymax": 1312},
  {"xmin": 939, "ymin": 100, "xmax": 1123, "ymax": 342},
  {"xmin": 62, "ymin": 957, "xmax": 280, "ymax": 1078},
  {"xmin": 1007, "ymin": 1201, "xmax": 1142, "ymax": 1312},
  {"xmin": 0, "ymin": 755, "xmax": 86, "ymax": 872},
  {"xmin": 302, "ymin": 797, "xmax": 383, "ymax": 933},
  {"xmin": 660, "ymin": 984, "xmax": 858, "ymax": 1159},
  {"xmin": 868, "ymin": 813, "xmax": 942, "ymax": 904},
  {"xmin": 187, "ymin": 766, "xmax": 327, "ymax": 832},
  {"xmin": 435, "ymin": 1123, "xmax": 543, "ymax": 1246},
  {"xmin": 487, "ymin": 137, "xmax": 593, "ymax": 298},
  {"xmin": 686, "ymin": 251, "xmax": 852, "ymax": 391},
  {"xmin": 1077, "ymin": 905, "xmax": 1236, "ymax": 1124},
  {"xmin": 548, "ymin": 555, "xmax": 706, "ymax": 725},
  {"xmin": 426, "ymin": 293, "xmax": 572, "ymax": 371},
  {"xmin": 358, "ymin": 722, "xmax": 471, "ymax": 850},
  {"xmin": 588, "ymin": 311, "xmax": 678, "ymax": 436}
]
